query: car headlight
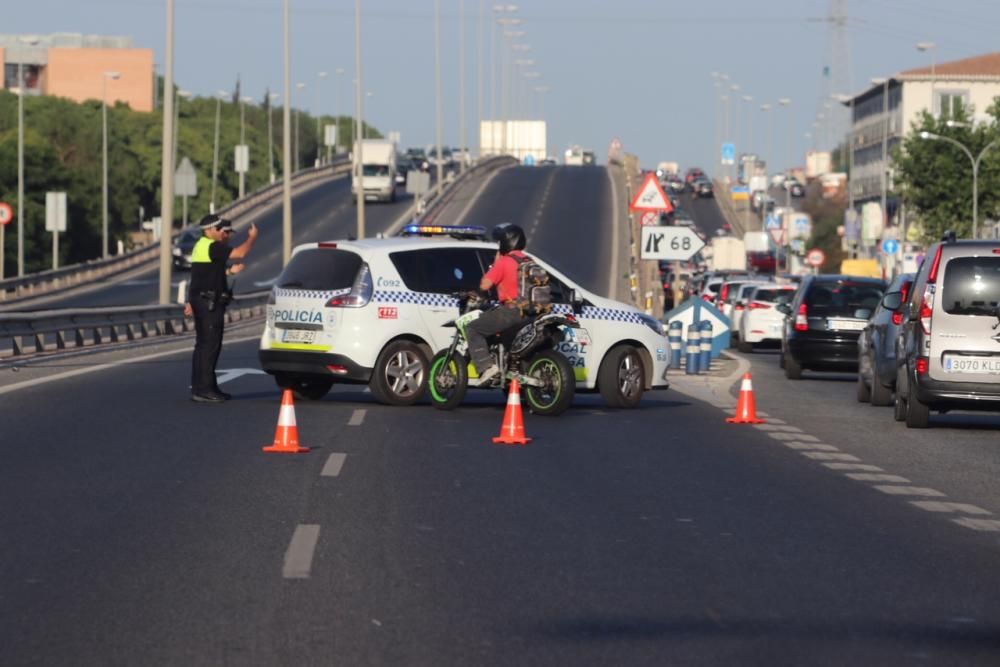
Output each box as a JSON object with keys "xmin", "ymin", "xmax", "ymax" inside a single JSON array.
[
  {"xmin": 638, "ymin": 313, "xmax": 666, "ymax": 336},
  {"xmin": 172, "ymin": 247, "xmax": 181, "ymax": 256}
]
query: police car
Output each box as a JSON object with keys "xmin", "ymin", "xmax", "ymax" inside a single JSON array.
[{"xmin": 258, "ymin": 225, "xmax": 670, "ymax": 407}]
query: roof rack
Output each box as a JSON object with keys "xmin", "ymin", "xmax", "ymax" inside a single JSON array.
[{"xmin": 399, "ymin": 224, "xmax": 489, "ymax": 240}]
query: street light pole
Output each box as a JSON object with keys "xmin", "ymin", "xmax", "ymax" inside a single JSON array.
[
  {"xmin": 920, "ymin": 131, "xmax": 1000, "ymax": 238},
  {"xmin": 282, "ymin": 0, "xmax": 293, "ymax": 265},
  {"xmin": 779, "ymin": 98, "xmax": 792, "ymax": 208},
  {"xmin": 334, "ymin": 68, "xmax": 345, "ymax": 154},
  {"xmin": 239, "ymin": 95, "xmax": 253, "ymax": 198},
  {"xmin": 158, "ymin": 0, "xmax": 175, "ymax": 304},
  {"xmin": 872, "ymin": 77, "xmax": 890, "ymax": 232},
  {"xmin": 459, "ymin": 0, "xmax": 467, "ymax": 173},
  {"xmin": 294, "ymin": 82, "xmax": 306, "ymax": 172},
  {"xmin": 435, "ymin": 0, "xmax": 444, "ymax": 195},
  {"xmin": 355, "ymin": 0, "xmax": 366, "ymax": 239},
  {"xmin": 102, "ymin": 71, "xmax": 121, "ymax": 259},
  {"xmin": 267, "ymin": 92, "xmax": 279, "ymax": 184},
  {"xmin": 315, "ymin": 70, "xmax": 327, "ymax": 166},
  {"xmin": 917, "ymin": 41, "xmax": 937, "ymax": 114},
  {"xmin": 16, "ymin": 35, "xmax": 40, "ymax": 277},
  {"xmin": 211, "ymin": 90, "xmax": 227, "ymax": 211}
]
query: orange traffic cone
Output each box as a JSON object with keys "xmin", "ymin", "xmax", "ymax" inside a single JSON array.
[
  {"xmin": 492, "ymin": 378, "xmax": 532, "ymax": 445},
  {"xmin": 726, "ymin": 373, "xmax": 766, "ymax": 424},
  {"xmin": 263, "ymin": 389, "xmax": 310, "ymax": 453}
]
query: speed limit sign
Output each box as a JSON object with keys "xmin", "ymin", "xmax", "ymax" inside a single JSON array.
[
  {"xmin": 0, "ymin": 202, "xmax": 12, "ymax": 226},
  {"xmin": 806, "ymin": 248, "xmax": 826, "ymax": 267}
]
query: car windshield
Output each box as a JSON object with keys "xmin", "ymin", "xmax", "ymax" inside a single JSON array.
[
  {"xmin": 277, "ymin": 248, "xmax": 363, "ymax": 291},
  {"xmin": 753, "ymin": 287, "xmax": 795, "ymax": 303},
  {"xmin": 362, "ymin": 164, "xmax": 390, "ymax": 177},
  {"xmin": 941, "ymin": 256, "xmax": 1000, "ymax": 316},
  {"xmin": 805, "ymin": 280, "xmax": 885, "ymax": 318}
]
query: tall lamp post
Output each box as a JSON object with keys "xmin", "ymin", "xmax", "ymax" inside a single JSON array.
[
  {"xmin": 835, "ymin": 93, "xmax": 854, "ymax": 212},
  {"xmin": 314, "ymin": 70, "xmax": 327, "ymax": 166},
  {"xmin": 210, "ymin": 90, "xmax": 228, "ymax": 212},
  {"xmin": 102, "ymin": 71, "xmax": 121, "ymax": 259},
  {"xmin": 282, "ymin": 0, "xmax": 293, "ymax": 265},
  {"xmin": 334, "ymin": 68, "xmax": 345, "ymax": 154},
  {"xmin": 920, "ymin": 129, "xmax": 1000, "ymax": 238},
  {"xmin": 294, "ymin": 82, "xmax": 306, "ymax": 172},
  {"xmin": 354, "ymin": 0, "xmax": 366, "ymax": 240},
  {"xmin": 778, "ymin": 98, "xmax": 792, "ymax": 207},
  {"xmin": 238, "ymin": 95, "xmax": 254, "ymax": 198},
  {"xmin": 267, "ymin": 92, "xmax": 279, "ymax": 183},
  {"xmin": 916, "ymin": 41, "xmax": 937, "ymax": 114},
  {"xmin": 871, "ymin": 77, "xmax": 890, "ymax": 232},
  {"xmin": 16, "ymin": 34, "xmax": 40, "ymax": 277},
  {"xmin": 435, "ymin": 0, "xmax": 444, "ymax": 194},
  {"xmin": 158, "ymin": 1, "xmax": 175, "ymax": 304}
]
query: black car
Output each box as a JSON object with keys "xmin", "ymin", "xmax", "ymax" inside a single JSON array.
[
  {"xmin": 788, "ymin": 181, "xmax": 805, "ymax": 198},
  {"xmin": 779, "ymin": 274, "xmax": 886, "ymax": 379},
  {"xmin": 172, "ymin": 225, "xmax": 202, "ymax": 270},
  {"xmin": 395, "ymin": 155, "xmax": 413, "ymax": 185},
  {"xmin": 857, "ymin": 272, "xmax": 915, "ymax": 405},
  {"xmin": 693, "ymin": 178, "xmax": 713, "ymax": 198}
]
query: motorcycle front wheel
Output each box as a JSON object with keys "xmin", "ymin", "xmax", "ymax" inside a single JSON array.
[
  {"xmin": 523, "ymin": 349, "xmax": 575, "ymax": 416},
  {"xmin": 428, "ymin": 349, "xmax": 468, "ymax": 410}
]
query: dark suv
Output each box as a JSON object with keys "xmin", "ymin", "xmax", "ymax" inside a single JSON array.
[
  {"xmin": 857, "ymin": 272, "xmax": 915, "ymax": 406},
  {"xmin": 779, "ymin": 274, "xmax": 886, "ymax": 379},
  {"xmin": 894, "ymin": 240, "xmax": 1000, "ymax": 428}
]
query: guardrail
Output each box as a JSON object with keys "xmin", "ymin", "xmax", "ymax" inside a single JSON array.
[
  {"xmin": 712, "ymin": 179, "xmax": 748, "ymax": 238},
  {"xmin": 0, "ymin": 291, "xmax": 269, "ymax": 360},
  {"xmin": 0, "ymin": 158, "xmax": 350, "ymax": 305}
]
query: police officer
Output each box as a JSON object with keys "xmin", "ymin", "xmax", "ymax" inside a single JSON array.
[
  {"xmin": 184, "ymin": 214, "xmax": 259, "ymax": 402},
  {"xmin": 466, "ymin": 223, "xmax": 530, "ymax": 385}
]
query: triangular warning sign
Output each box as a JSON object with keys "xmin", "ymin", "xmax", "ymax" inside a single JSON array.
[{"xmin": 630, "ymin": 173, "xmax": 674, "ymax": 212}]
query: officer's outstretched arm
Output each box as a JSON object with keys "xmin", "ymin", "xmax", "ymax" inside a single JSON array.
[{"xmin": 230, "ymin": 223, "xmax": 259, "ymax": 260}]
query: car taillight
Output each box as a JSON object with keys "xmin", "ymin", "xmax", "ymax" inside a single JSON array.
[
  {"xmin": 749, "ymin": 301, "xmax": 771, "ymax": 310},
  {"xmin": 927, "ymin": 245, "xmax": 944, "ymax": 283},
  {"xmin": 325, "ymin": 263, "xmax": 373, "ymax": 308},
  {"xmin": 735, "ymin": 303, "xmax": 745, "ymax": 311},
  {"xmin": 720, "ymin": 284, "xmax": 731, "ymax": 302},
  {"xmin": 919, "ymin": 285, "xmax": 934, "ymax": 335},
  {"xmin": 702, "ymin": 294, "xmax": 713, "ymax": 302},
  {"xmin": 794, "ymin": 303, "xmax": 809, "ymax": 331},
  {"xmin": 916, "ymin": 356, "xmax": 929, "ymax": 375},
  {"xmin": 892, "ymin": 310, "xmax": 904, "ymax": 326}
]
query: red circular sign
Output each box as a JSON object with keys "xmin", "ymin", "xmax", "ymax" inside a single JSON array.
[
  {"xmin": 806, "ymin": 248, "xmax": 826, "ymax": 267},
  {"xmin": 641, "ymin": 211, "xmax": 659, "ymax": 226},
  {"xmin": 0, "ymin": 202, "xmax": 12, "ymax": 226}
]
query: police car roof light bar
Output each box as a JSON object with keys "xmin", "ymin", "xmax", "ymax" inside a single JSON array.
[{"xmin": 400, "ymin": 224, "xmax": 488, "ymax": 240}]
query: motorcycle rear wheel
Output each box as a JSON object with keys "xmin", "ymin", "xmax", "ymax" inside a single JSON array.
[
  {"xmin": 428, "ymin": 350, "xmax": 468, "ymax": 410},
  {"xmin": 523, "ymin": 349, "xmax": 575, "ymax": 416}
]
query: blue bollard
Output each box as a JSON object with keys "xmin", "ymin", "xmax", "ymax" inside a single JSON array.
[
  {"xmin": 699, "ymin": 320, "xmax": 713, "ymax": 372},
  {"xmin": 668, "ymin": 320, "xmax": 683, "ymax": 369},
  {"xmin": 685, "ymin": 324, "xmax": 701, "ymax": 375}
]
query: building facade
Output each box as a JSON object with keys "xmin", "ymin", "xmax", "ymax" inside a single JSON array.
[
  {"xmin": 0, "ymin": 33, "xmax": 153, "ymax": 112},
  {"xmin": 844, "ymin": 52, "xmax": 1000, "ymax": 213}
]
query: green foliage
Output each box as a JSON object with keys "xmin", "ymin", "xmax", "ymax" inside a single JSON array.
[
  {"xmin": 802, "ymin": 189, "xmax": 846, "ymax": 273},
  {"xmin": 0, "ymin": 89, "xmax": 379, "ymax": 277},
  {"xmin": 894, "ymin": 101, "xmax": 1000, "ymax": 242}
]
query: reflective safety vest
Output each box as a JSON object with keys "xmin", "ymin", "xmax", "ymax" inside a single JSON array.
[{"xmin": 191, "ymin": 236, "xmax": 215, "ymax": 264}]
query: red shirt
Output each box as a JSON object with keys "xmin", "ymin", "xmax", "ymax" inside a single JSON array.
[{"xmin": 484, "ymin": 250, "xmax": 526, "ymax": 302}]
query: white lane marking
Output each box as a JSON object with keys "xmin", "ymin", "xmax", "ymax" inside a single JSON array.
[
  {"xmin": 823, "ymin": 463, "xmax": 884, "ymax": 472},
  {"xmin": 782, "ymin": 442, "xmax": 840, "ymax": 451},
  {"xmin": 952, "ymin": 518, "xmax": 1000, "ymax": 532},
  {"xmin": 283, "ymin": 524, "xmax": 321, "ymax": 579},
  {"xmin": 762, "ymin": 417, "xmax": 785, "ymax": 424},
  {"xmin": 768, "ymin": 432, "xmax": 810, "ymax": 441},
  {"xmin": 845, "ymin": 473, "xmax": 912, "ymax": 483},
  {"xmin": 348, "ymin": 409, "xmax": 366, "ymax": 426},
  {"xmin": 0, "ymin": 333, "xmax": 261, "ymax": 397},
  {"xmin": 873, "ymin": 486, "xmax": 946, "ymax": 497},
  {"xmin": 911, "ymin": 501, "xmax": 991, "ymax": 515},
  {"xmin": 321, "ymin": 453, "xmax": 348, "ymax": 477},
  {"xmin": 754, "ymin": 424, "xmax": 803, "ymax": 433},
  {"xmin": 216, "ymin": 368, "xmax": 268, "ymax": 385},
  {"xmin": 801, "ymin": 452, "xmax": 861, "ymax": 462}
]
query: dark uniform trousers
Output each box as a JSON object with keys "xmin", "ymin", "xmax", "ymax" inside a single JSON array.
[
  {"xmin": 467, "ymin": 304, "xmax": 524, "ymax": 372},
  {"xmin": 191, "ymin": 294, "xmax": 227, "ymax": 394}
]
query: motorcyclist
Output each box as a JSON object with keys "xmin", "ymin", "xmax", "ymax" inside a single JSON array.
[{"xmin": 466, "ymin": 223, "xmax": 530, "ymax": 384}]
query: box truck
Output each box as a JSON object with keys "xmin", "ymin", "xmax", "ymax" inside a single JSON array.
[{"xmin": 352, "ymin": 139, "xmax": 397, "ymax": 203}]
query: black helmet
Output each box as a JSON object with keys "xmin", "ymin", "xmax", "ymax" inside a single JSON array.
[{"xmin": 492, "ymin": 223, "xmax": 526, "ymax": 254}]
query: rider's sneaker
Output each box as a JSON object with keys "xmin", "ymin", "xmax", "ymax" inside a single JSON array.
[{"xmin": 473, "ymin": 365, "xmax": 500, "ymax": 386}]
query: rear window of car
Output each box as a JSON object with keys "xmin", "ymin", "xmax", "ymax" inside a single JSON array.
[
  {"xmin": 390, "ymin": 248, "xmax": 485, "ymax": 293},
  {"xmin": 805, "ymin": 280, "xmax": 885, "ymax": 318},
  {"xmin": 277, "ymin": 248, "xmax": 362, "ymax": 290},
  {"xmin": 753, "ymin": 288, "xmax": 794, "ymax": 303},
  {"xmin": 941, "ymin": 256, "xmax": 1000, "ymax": 316}
]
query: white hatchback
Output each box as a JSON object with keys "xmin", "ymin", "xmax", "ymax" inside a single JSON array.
[
  {"xmin": 737, "ymin": 283, "xmax": 797, "ymax": 352},
  {"xmin": 258, "ymin": 225, "xmax": 671, "ymax": 407}
]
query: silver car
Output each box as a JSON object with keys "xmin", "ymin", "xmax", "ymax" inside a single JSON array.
[{"xmin": 857, "ymin": 272, "xmax": 915, "ymax": 406}]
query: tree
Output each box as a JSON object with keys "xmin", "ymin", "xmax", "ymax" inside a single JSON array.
[{"xmin": 893, "ymin": 100, "xmax": 1000, "ymax": 242}]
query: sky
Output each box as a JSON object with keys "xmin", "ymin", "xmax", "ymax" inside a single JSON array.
[{"xmin": 9, "ymin": 0, "xmax": 1000, "ymax": 176}]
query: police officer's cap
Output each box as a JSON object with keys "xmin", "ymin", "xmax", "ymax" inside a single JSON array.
[{"xmin": 199, "ymin": 213, "xmax": 233, "ymax": 231}]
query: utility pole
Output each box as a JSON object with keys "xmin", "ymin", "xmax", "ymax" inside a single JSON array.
[
  {"xmin": 282, "ymin": 0, "xmax": 293, "ymax": 265},
  {"xmin": 435, "ymin": 0, "xmax": 444, "ymax": 195},
  {"xmin": 158, "ymin": 0, "xmax": 175, "ymax": 304},
  {"xmin": 355, "ymin": 0, "xmax": 366, "ymax": 239}
]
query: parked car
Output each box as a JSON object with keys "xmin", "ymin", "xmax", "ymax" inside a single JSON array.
[
  {"xmin": 718, "ymin": 279, "xmax": 766, "ymax": 328},
  {"xmin": 729, "ymin": 280, "xmax": 771, "ymax": 342},
  {"xmin": 894, "ymin": 240, "xmax": 1000, "ymax": 428},
  {"xmin": 172, "ymin": 226, "xmax": 202, "ymax": 270},
  {"xmin": 779, "ymin": 275, "xmax": 886, "ymax": 379},
  {"xmin": 395, "ymin": 155, "xmax": 413, "ymax": 186},
  {"xmin": 856, "ymin": 272, "xmax": 915, "ymax": 406},
  {"xmin": 664, "ymin": 175, "xmax": 687, "ymax": 194},
  {"xmin": 685, "ymin": 167, "xmax": 705, "ymax": 184},
  {"xmin": 737, "ymin": 283, "xmax": 798, "ymax": 352}
]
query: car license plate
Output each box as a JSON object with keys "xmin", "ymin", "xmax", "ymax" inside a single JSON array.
[
  {"xmin": 943, "ymin": 355, "xmax": 1000, "ymax": 374},
  {"xmin": 282, "ymin": 329, "xmax": 317, "ymax": 344},
  {"xmin": 827, "ymin": 319, "xmax": 865, "ymax": 331}
]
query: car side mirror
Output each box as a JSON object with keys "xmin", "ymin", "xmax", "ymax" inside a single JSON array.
[
  {"xmin": 881, "ymin": 291, "xmax": 903, "ymax": 310},
  {"xmin": 568, "ymin": 289, "xmax": 585, "ymax": 315},
  {"xmin": 775, "ymin": 303, "xmax": 792, "ymax": 316}
]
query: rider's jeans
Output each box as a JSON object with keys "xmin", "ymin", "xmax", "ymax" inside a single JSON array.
[{"xmin": 467, "ymin": 305, "xmax": 523, "ymax": 373}]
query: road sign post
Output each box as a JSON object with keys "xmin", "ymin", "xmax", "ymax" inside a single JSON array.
[
  {"xmin": 0, "ymin": 201, "xmax": 12, "ymax": 278},
  {"xmin": 45, "ymin": 192, "xmax": 67, "ymax": 270},
  {"xmin": 175, "ymin": 157, "xmax": 198, "ymax": 226}
]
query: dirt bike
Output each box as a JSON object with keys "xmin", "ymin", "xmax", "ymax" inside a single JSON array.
[{"xmin": 427, "ymin": 292, "xmax": 584, "ymax": 416}]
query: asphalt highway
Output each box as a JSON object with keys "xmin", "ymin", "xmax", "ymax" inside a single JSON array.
[{"xmin": 2, "ymin": 166, "xmax": 999, "ymax": 666}]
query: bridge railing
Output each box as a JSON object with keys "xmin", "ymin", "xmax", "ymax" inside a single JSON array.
[
  {"xmin": 0, "ymin": 290, "xmax": 269, "ymax": 359},
  {"xmin": 0, "ymin": 157, "xmax": 350, "ymax": 305}
]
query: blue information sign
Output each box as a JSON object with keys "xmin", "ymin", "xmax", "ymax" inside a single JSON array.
[
  {"xmin": 882, "ymin": 239, "xmax": 900, "ymax": 255},
  {"xmin": 721, "ymin": 143, "xmax": 736, "ymax": 165}
]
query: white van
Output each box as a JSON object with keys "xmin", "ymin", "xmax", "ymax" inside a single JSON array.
[{"xmin": 352, "ymin": 139, "xmax": 397, "ymax": 203}]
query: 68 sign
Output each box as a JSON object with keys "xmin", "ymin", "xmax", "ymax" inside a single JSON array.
[{"xmin": 639, "ymin": 226, "xmax": 705, "ymax": 261}]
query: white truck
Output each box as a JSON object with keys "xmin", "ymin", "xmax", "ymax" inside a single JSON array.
[
  {"xmin": 708, "ymin": 237, "xmax": 747, "ymax": 271},
  {"xmin": 352, "ymin": 139, "xmax": 397, "ymax": 203}
]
